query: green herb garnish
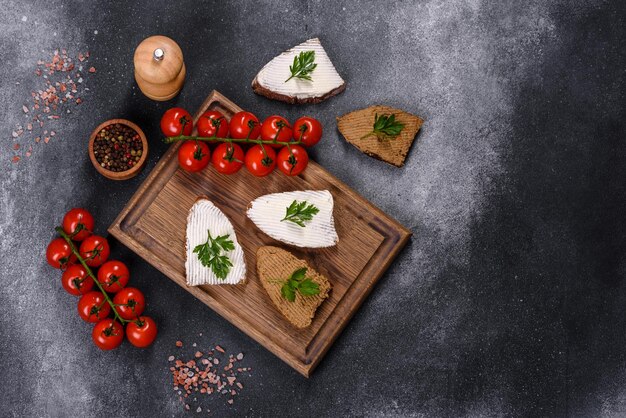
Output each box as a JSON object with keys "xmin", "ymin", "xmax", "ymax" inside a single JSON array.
[
  {"xmin": 193, "ymin": 230, "xmax": 235, "ymax": 280},
  {"xmin": 285, "ymin": 50, "xmax": 317, "ymax": 83},
  {"xmin": 279, "ymin": 267, "xmax": 320, "ymax": 302},
  {"xmin": 361, "ymin": 113, "xmax": 405, "ymax": 141},
  {"xmin": 280, "ymin": 200, "xmax": 319, "ymax": 227}
]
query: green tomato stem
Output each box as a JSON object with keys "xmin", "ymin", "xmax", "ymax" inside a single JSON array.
[{"xmin": 162, "ymin": 135, "xmax": 302, "ymax": 146}]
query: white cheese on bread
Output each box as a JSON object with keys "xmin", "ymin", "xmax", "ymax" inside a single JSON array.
[
  {"xmin": 252, "ymin": 38, "xmax": 345, "ymax": 104},
  {"xmin": 246, "ymin": 190, "xmax": 338, "ymax": 248},
  {"xmin": 185, "ymin": 198, "xmax": 246, "ymax": 285}
]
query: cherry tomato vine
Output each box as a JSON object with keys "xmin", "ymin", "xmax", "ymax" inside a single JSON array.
[
  {"xmin": 161, "ymin": 109, "xmax": 322, "ymax": 177},
  {"xmin": 47, "ymin": 208, "xmax": 157, "ymax": 350}
]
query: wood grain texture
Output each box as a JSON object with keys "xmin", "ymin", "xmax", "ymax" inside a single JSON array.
[
  {"xmin": 337, "ymin": 105, "xmax": 424, "ymax": 167},
  {"xmin": 108, "ymin": 91, "xmax": 411, "ymax": 377}
]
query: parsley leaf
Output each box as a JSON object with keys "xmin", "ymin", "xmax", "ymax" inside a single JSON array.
[
  {"xmin": 275, "ymin": 267, "xmax": 320, "ymax": 302},
  {"xmin": 285, "ymin": 50, "xmax": 317, "ymax": 83},
  {"xmin": 361, "ymin": 113, "xmax": 405, "ymax": 141},
  {"xmin": 298, "ymin": 279, "xmax": 320, "ymax": 296},
  {"xmin": 280, "ymin": 200, "xmax": 320, "ymax": 227},
  {"xmin": 281, "ymin": 281, "xmax": 296, "ymax": 302},
  {"xmin": 193, "ymin": 230, "xmax": 234, "ymax": 280}
]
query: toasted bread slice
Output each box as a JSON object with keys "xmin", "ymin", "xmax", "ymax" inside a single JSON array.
[
  {"xmin": 337, "ymin": 105, "xmax": 423, "ymax": 167},
  {"xmin": 256, "ymin": 246, "xmax": 331, "ymax": 328}
]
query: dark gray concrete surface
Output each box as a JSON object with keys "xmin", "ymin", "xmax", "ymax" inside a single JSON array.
[{"xmin": 1, "ymin": 0, "xmax": 625, "ymax": 416}]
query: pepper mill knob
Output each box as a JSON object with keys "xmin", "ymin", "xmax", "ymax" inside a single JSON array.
[{"xmin": 134, "ymin": 35, "xmax": 186, "ymax": 101}]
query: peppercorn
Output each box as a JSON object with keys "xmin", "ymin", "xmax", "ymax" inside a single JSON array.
[{"xmin": 93, "ymin": 124, "xmax": 143, "ymax": 172}]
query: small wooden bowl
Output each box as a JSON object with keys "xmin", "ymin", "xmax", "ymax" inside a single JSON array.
[{"xmin": 88, "ymin": 119, "xmax": 148, "ymax": 180}]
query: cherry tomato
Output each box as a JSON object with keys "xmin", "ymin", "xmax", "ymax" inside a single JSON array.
[
  {"xmin": 92, "ymin": 319, "xmax": 124, "ymax": 351},
  {"xmin": 79, "ymin": 235, "xmax": 110, "ymax": 267},
  {"xmin": 293, "ymin": 117, "xmax": 323, "ymax": 147},
  {"xmin": 245, "ymin": 145, "xmax": 276, "ymax": 177},
  {"xmin": 277, "ymin": 145, "xmax": 309, "ymax": 176},
  {"xmin": 161, "ymin": 107, "xmax": 193, "ymax": 137},
  {"xmin": 97, "ymin": 260, "xmax": 130, "ymax": 293},
  {"xmin": 126, "ymin": 316, "xmax": 158, "ymax": 348},
  {"xmin": 229, "ymin": 111, "xmax": 261, "ymax": 139},
  {"xmin": 211, "ymin": 142, "xmax": 244, "ymax": 175},
  {"xmin": 178, "ymin": 140, "xmax": 210, "ymax": 172},
  {"xmin": 113, "ymin": 287, "xmax": 146, "ymax": 320},
  {"xmin": 197, "ymin": 110, "xmax": 229, "ymax": 138},
  {"xmin": 62, "ymin": 208, "xmax": 94, "ymax": 241},
  {"xmin": 260, "ymin": 115, "xmax": 293, "ymax": 148},
  {"xmin": 46, "ymin": 238, "xmax": 76, "ymax": 269},
  {"xmin": 61, "ymin": 264, "xmax": 94, "ymax": 296},
  {"xmin": 78, "ymin": 291, "xmax": 111, "ymax": 323}
]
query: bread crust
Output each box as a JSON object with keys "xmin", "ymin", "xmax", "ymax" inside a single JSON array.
[
  {"xmin": 337, "ymin": 105, "xmax": 423, "ymax": 167},
  {"xmin": 251, "ymin": 77, "xmax": 346, "ymax": 105},
  {"xmin": 256, "ymin": 246, "xmax": 331, "ymax": 328}
]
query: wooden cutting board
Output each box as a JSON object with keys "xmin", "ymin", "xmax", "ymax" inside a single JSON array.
[{"xmin": 109, "ymin": 91, "xmax": 411, "ymax": 376}]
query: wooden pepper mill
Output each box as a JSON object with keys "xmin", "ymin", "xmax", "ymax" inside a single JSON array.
[{"xmin": 134, "ymin": 35, "xmax": 186, "ymax": 101}]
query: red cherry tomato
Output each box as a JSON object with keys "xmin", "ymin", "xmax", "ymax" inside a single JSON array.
[
  {"xmin": 197, "ymin": 110, "xmax": 229, "ymax": 138},
  {"xmin": 277, "ymin": 145, "xmax": 309, "ymax": 176},
  {"xmin": 79, "ymin": 235, "xmax": 110, "ymax": 267},
  {"xmin": 113, "ymin": 287, "xmax": 146, "ymax": 320},
  {"xmin": 245, "ymin": 145, "xmax": 276, "ymax": 177},
  {"xmin": 61, "ymin": 264, "xmax": 94, "ymax": 296},
  {"xmin": 46, "ymin": 237, "xmax": 76, "ymax": 269},
  {"xmin": 97, "ymin": 260, "xmax": 130, "ymax": 293},
  {"xmin": 62, "ymin": 208, "xmax": 94, "ymax": 241},
  {"xmin": 260, "ymin": 116, "xmax": 293, "ymax": 148},
  {"xmin": 92, "ymin": 319, "xmax": 124, "ymax": 351},
  {"xmin": 178, "ymin": 140, "xmax": 210, "ymax": 172},
  {"xmin": 161, "ymin": 108, "xmax": 193, "ymax": 137},
  {"xmin": 211, "ymin": 142, "xmax": 244, "ymax": 175},
  {"xmin": 229, "ymin": 111, "xmax": 261, "ymax": 139},
  {"xmin": 293, "ymin": 117, "xmax": 323, "ymax": 147},
  {"xmin": 126, "ymin": 316, "xmax": 158, "ymax": 348},
  {"xmin": 78, "ymin": 291, "xmax": 111, "ymax": 323}
]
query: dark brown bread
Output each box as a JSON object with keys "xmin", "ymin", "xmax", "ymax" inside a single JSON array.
[
  {"xmin": 256, "ymin": 246, "xmax": 331, "ymax": 328},
  {"xmin": 251, "ymin": 78, "xmax": 345, "ymax": 104},
  {"xmin": 337, "ymin": 105, "xmax": 423, "ymax": 167}
]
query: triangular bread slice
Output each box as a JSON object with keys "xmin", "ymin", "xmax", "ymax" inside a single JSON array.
[
  {"xmin": 246, "ymin": 190, "xmax": 338, "ymax": 248},
  {"xmin": 337, "ymin": 105, "xmax": 424, "ymax": 167},
  {"xmin": 185, "ymin": 198, "xmax": 246, "ymax": 285},
  {"xmin": 257, "ymin": 246, "xmax": 331, "ymax": 328},
  {"xmin": 252, "ymin": 38, "xmax": 345, "ymax": 104}
]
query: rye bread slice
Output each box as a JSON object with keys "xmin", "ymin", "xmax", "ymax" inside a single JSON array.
[
  {"xmin": 256, "ymin": 246, "xmax": 331, "ymax": 328},
  {"xmin": 251, "ymin": 38, "xmax": 346, "ymax": 104},
  {"xmin": 337, "ymin": 105, "xmax": 423, "ymax": 167}
]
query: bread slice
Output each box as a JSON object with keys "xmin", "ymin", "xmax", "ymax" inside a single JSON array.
[
  {"xmin": 246, "ymin": 190, "xmax": 338, "ymax": 248},
  {"xmin": 256, "ymin": 246, "xmax": 331, "ymax": 328},
  {"xmin": 337, "ymin": 105, "xmax": 424, "ymax": 167},
  {"xmin": 252, "ymin": 38, "xmax": 345, "ymax": 104},
  {"xmin": 185, "ymin": 197, "xmax": 246, "ymax": 286}
]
